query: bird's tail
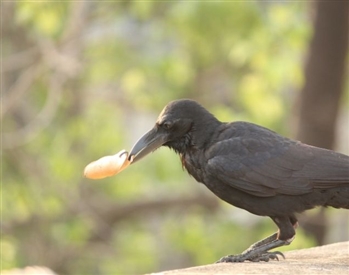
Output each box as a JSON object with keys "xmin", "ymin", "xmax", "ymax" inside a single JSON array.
[{"xmin": 324, "ymin": 186, "xmax": 349, "ymax": 209}]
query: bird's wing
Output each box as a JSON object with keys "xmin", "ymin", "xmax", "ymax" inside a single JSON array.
[{"xmin": 206, "ymin": 134, "xmax": 349, "ymax": 198}]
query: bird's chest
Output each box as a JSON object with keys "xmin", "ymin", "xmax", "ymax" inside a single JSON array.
[{"xmin": 181, "ymin": 151, "xmax": 206, "ymax": 183}]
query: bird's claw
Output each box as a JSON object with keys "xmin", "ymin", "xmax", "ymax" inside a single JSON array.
[
  {"xmin": 215, "ymin": 251, "xmax": 285, "ymax": 263},
  {"xmin": 250, "ymin": 251, "xmax": 285, "ymax": 262}
]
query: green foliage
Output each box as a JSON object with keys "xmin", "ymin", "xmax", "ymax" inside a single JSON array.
[
  {"xmin": 16, "ymin": 1, "xmax": 69, "ymax": 38},
  {"xmin": 3, "ymin": 1, "xmax": 328, "ymax": 275}
]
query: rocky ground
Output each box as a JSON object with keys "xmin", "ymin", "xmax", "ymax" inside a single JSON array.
[{"xmin": 149, "ymin": 241, "xmax": 349, "ymax": 275}]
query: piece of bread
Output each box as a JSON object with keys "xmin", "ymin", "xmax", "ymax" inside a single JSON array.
[{"xmin": 84, "ymin": 150, "xmax": 131, "ymax": 179}]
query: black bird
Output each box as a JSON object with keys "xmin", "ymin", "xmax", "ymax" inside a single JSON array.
[{"xmin": 129, "ymin": 99, "xmax": 349, "ymax": 262}]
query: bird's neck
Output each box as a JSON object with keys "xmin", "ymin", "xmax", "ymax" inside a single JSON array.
[
  {"xmin": 167, "ymin": 117, "xmax": 221, "ymax": 155},
  {"xmin": 166, "ymin": 133, "xmax": 193, "ymax": 155}
]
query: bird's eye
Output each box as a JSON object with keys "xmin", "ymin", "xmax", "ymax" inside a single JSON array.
[{"xmin": 162, "ymin": 121, "xmax": 173, "ymax": 130}]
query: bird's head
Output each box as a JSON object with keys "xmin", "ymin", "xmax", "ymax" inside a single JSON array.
[{"xmin": 129, "ymin": 99, "xmax": 220, "ymax": 163}]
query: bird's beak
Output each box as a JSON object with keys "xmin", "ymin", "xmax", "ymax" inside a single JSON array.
[{"xmin": 129, "ymin": 127, "xmax": 168, "ymax": 163}]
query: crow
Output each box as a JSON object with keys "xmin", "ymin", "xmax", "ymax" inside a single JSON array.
[{"xmin": 128, "ymin": 99, "xmax": 349, "ymax": 262}]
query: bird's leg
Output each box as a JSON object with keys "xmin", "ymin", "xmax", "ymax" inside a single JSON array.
[
  {"xmin": 243, "ymin": 232, "xmax": 278, "ymax": 251},
  {"xmin": 216, "ymin": 216, "xmax": 297, "ymax": 263}
]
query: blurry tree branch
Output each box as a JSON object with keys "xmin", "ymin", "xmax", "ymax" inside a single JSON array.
[
  {"xmin": 85, "ymin": 194, "xmax": 220, "ymax": 243},
  {"xmin": 1, "ymin": 47, "xmax": 40, "ymax": 73},
  {"xmin": 1, "ymin": 63, "xmax": 42, "ymax": 118},
  {"xmin": 2, "ymin": 1, "xmax": 86, "ymax": 149},
  {"xmin": 2, "ymin": 194, "xmax": 219, "ymax": 236},
  {"xmin": 61, "ymin": 0, "xmax": 87, "ymax": 43},
  {"xmin": 3, "ymin": 70, "xmax": 64, "ymax": 149}
]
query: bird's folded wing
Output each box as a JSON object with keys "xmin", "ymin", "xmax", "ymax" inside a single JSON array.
[{"xmin": 206, "ymin": 139, "xmax": 349, "ymax": 198}]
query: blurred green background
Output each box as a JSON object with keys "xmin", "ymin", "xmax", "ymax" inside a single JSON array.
[{"xmin": 2, "ymin": 1, "xmax": 348, "ymax": 275}]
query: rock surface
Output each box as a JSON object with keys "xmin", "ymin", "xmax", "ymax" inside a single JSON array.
[{"xmin": 149, "ymin": 241, "xmax": 349, "ymax": 275}]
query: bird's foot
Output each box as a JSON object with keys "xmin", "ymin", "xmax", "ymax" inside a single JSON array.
[
  {"xmin": 216, "ymin": 251, "xmax": 284, "ymax": 263},
  {"xmin": 215, "ymin": 237, "xmax": 289, "ymax": 263},
  {"xmin": 250, "ymin": 251, "xmax": 285, "ymax": 262}
]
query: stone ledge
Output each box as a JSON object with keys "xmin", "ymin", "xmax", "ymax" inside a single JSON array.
[{"xmin": 149, "ymin": 241, "xmax": 349, "ymax": 275}]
